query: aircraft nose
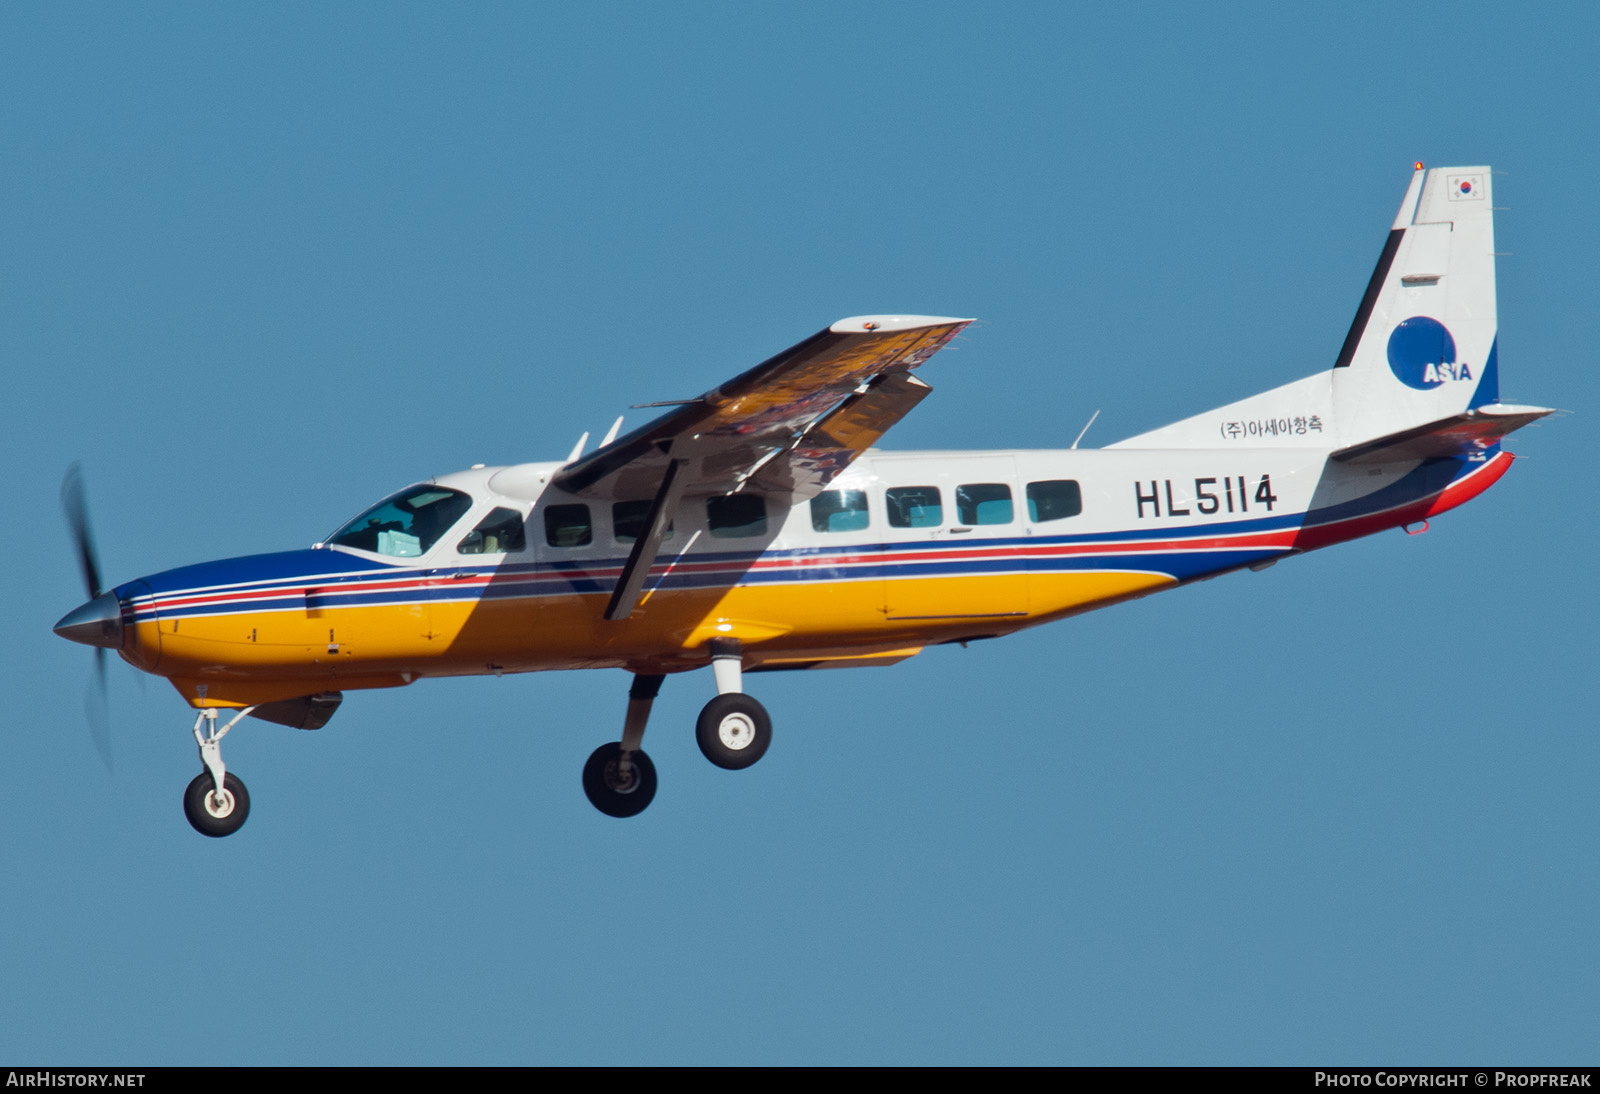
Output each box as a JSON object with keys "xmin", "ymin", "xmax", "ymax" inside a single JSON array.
[{"xmin": 54, "ymin": 591, "xmax": 125, "ymax": 650}]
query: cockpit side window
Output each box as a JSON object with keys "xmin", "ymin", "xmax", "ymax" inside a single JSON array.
[
  {"xmin": 458, "ymin": 507, "xmax": 527, "ymax": 555},
  {"xmin": 329, "ymin": 486, "xmax": 473, "ymax": 558}
]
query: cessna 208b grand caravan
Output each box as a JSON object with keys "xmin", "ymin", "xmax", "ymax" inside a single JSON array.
[{"xmin": 56, "ymin": 164, "xmax": 1549, "ymax": 834}]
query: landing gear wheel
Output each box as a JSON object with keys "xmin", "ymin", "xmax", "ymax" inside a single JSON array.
[
  {"xmin": 696, "ymin": 693, "xmax": 772, "ymax": 770},
  {"xmin": 582, "ymin": 742, "xmax": 658, "ymax": 818},
  {"xmin": 183, "ymin": 771, "xmax": 251, "ymax": 838}
]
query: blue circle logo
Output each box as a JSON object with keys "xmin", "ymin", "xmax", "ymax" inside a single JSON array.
[{"xmin": 1387, "ymin": 316, "xmax": 1458, "ymax": 390}]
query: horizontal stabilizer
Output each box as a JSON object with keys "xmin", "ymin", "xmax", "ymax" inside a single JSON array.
[{"xmin": 1331, "ymin": 403, "xmax": 1552, "ymax": 463}]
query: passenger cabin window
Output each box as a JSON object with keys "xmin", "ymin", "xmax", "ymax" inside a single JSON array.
[
  {"xmin": 956, "ymin": 483, "xmax": 1013, "ymax": 525},
  {"xmin": 886, "ymin": 486, "xmax": 942, "ymax": 528},
  {"xmin": 544, "ymin": 503, "xmax": 593, "ymax": 548},
  {"xmin": 707, "ymin": 494, "xmax": 767, "ymax": 538},
  {"xmin": 329, "ymin": 485, "xmax": 473, "ymax": 558},
  {"xmin": 810, "ymin": 489, "xmax": 869, "ymax": 533},
  {"xmin": 458, "ymin": 507, "xmax": 527, "ymax": 554},
  {"xmin": 612, "ymin": 500, "xmax": 674, "ymax": 543},
  {"xmin": 1027, "ymin": 480, "xmax": 1083, "ymax": 522}
]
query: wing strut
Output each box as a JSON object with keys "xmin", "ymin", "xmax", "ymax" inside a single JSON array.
[{"xmin": 605, "ymin": 458, "xmax": 688, "ymax": 622}]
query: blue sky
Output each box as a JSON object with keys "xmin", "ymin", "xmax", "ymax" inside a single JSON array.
[{"xmin": 3, "ymin": 2, "xmax": 1595, "ymax": 1064}]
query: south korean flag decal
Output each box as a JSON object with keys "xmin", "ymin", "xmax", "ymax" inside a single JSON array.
[{"xmin": 1448, "ymin": 173, "xmax": 1485, "ymax": 200}]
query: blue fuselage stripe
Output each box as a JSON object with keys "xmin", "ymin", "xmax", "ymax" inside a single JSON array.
[{"xmin": 120, "ymin": 456, "xmax": 1482, "ymax": 622}]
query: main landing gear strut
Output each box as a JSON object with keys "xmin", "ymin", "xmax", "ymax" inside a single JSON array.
[
  {"xmin": 581, "ymin": 638, "xmax": 773, "ymax": 818},
  {"xmin": 183, "ymin": 706, "xmax": 255, "ymax": 837}
]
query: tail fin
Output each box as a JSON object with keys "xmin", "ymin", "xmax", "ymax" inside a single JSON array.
[
  {"xmin": 1329, "ymin": 164, "xmax": 1499, "ymax": 442},
  {"xmin": 1111, "ymin": 165, "xmax": 1511, "ymax": 451}
]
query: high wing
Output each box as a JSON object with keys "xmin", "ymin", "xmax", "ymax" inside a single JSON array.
[
  {"xmin": 551, "ymin": 314, "xmax": 973, "ymax": 620},
  {"xmin": 554, "ymin": 314, "xmax": 971, "ymax": 499}
]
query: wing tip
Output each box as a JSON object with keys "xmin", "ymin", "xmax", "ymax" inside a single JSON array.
[{"xmin": 829, "ymin": 315, "xmax": 974, "ymax": 334}]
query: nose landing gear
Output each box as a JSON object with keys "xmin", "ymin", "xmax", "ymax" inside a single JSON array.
[
  {"xmin": 183, "ymin": 706, "xmax": 254, "ymax": 838},
  {"xmin": 183, "ymin": 770, "xmax": 250, "ymax": 837}
]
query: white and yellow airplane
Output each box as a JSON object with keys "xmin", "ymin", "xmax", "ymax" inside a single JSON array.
[{"xmin": 56, "ymin": 164, "xmax": 1550, "ymax": 834}]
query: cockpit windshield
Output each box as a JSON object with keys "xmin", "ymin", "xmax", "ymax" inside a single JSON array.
[{"xmin": 328, "ymin": 485, "xmax": 473, "ymax": 558}]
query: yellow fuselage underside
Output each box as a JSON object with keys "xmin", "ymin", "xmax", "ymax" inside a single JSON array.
[{"xmin": 139, "ymin": 570, "xmax": 1175, "ymax": 708}]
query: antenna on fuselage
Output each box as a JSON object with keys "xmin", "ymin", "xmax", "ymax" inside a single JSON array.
[
  {"xmin": 564, "ymin": 431, "xmax": 590, "ymax": 465},
  {"xmin": 1070, "ymin": 409, "xmax": 1101, "ymax": 450},
  {"xmin": 600, "ymin": 416, "xmax": 624, "ymax": 448}
]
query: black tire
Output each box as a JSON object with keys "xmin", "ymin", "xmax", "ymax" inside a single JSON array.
[
  {"xmin": 695, "ymin": 693, "xmax": 772, "ymax": 770},
  {"xmin": 582, "ymin": 742, "xmax": 657, "ymax": 818},
  {"xmin": 183, "ymin": 771, "xmax": 251, "ymax": 837}
]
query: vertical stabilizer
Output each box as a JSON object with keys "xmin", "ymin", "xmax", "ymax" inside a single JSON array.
[
  {"xmin": 1110, "ymin": 165, "xmax": 1504, "ymax": 452},
  {"xmin": 1329, "ymin": 165, "xmax": 1499, "ymax": 445}
]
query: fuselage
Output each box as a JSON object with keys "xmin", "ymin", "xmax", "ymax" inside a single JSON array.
[
  {"xmin": 48, "ymin": 167, "xmax": 1541, "ymax": 832},
  {"xmin": 100, "ymin": 444, "xmax": 1513, "ymax": 710}
]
